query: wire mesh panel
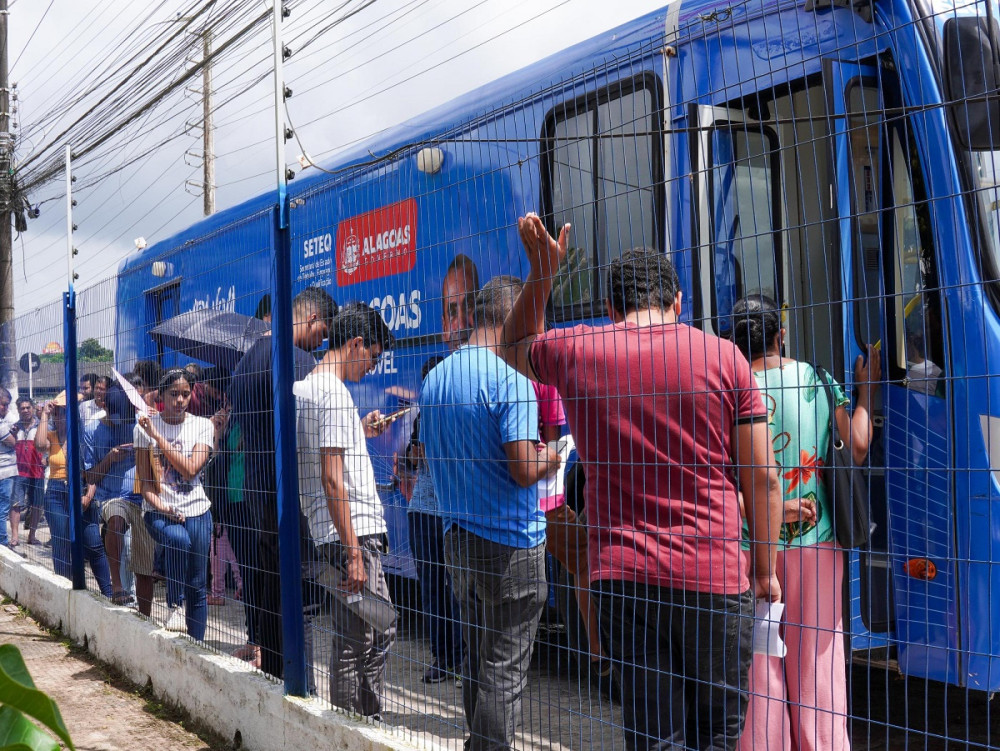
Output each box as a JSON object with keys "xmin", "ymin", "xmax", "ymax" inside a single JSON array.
[{"xmin": 15, "ymin": 0, "xmax": 1000, "ymax": 749}]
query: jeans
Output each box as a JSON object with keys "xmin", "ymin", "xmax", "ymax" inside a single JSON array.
[
  {"xmin": 144, "ymin": 510, "xmax": 212, "ymax": 641},
  {"xmin": 11, "ymin": 476, "xmax": 43, "ymax": 514},
  {"xmin": 593, "ymin": 580, "xmax": 755, "ymax": 751},
  {"xmin": 83, "ymin": 500, "xmax": 112, "ymax": 598},
  {"xmin": 44, "ymin": 480, "xmax": 71, "ymax": 578},
  {"xmin": 444, "ymin": 527, "xmax": 547, "ymax": 751},
  {"xmin": 0, "ymin": 475, "xmax": 14, "ymax": 546},
  {"xmin": 408, "ymin": 511, "xmax": 464, "ymax": 670},
  {"xmin": 43, "ymin": 479, "xmax": 113, "ymax": 597}
]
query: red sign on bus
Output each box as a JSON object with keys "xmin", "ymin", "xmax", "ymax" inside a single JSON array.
[{"xmin": 335, "ymin": 199, "xmax": 418, "ymax": 286}]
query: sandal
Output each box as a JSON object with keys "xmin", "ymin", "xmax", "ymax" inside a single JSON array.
[
  {"xmin": 233, "ymin": 644, "xmax": 261, "ymax": 669},
  {"xmin": 111, "ymin": 591, "xmax": 134, "ymax": 606}
]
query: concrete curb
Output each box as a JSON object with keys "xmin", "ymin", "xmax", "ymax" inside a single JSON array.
[{"xmin": 0, "ymin": 546, "xmax": 438, "ymax": 751}]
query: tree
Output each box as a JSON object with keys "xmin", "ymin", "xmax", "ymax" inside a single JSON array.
[{"xmin": 76, "ymin": 338, "xmax": 113, "ymax": 363}]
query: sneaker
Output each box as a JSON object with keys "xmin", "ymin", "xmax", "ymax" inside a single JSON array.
[
  {"xmin": 422, "ymin": 664, "xmax": 455, "ymax": 684},
  {"xmin": 164, "ymin": 606, "xmax": 186, "ymax": 632}
]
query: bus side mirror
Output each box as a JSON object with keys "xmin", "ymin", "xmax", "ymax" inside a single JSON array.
[{"xmin": 943, "ymin": 16, "xmax": 1000, "ymax": 150}]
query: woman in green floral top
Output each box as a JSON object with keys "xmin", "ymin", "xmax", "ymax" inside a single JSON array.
[{"xmin": 731, "ymin": 295, "xmax": 880, "ymax": 751}]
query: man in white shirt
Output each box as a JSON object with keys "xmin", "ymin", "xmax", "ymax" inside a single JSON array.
[{"xmin": 294, "ymin": 302, "xmax": 396, "ymax": 717}]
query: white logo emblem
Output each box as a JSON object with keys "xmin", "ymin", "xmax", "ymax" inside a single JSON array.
[{"xmin": 343, "ymin": 234, "xmax": 360, "ymax": 275}]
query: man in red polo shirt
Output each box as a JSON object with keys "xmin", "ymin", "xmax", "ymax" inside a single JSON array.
[{"xmin": 500, "ymin": 215, "xmax": 782, "ymax": 751}]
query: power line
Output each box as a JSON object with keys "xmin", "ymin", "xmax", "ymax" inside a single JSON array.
[{"xmin": 9, "ymin": 0, "xmax": 54, "ymax": 73}]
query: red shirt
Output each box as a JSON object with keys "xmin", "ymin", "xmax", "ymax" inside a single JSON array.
[{"xmin": 530, "ymin": 321, "xmax": 766, "ymax": 594}]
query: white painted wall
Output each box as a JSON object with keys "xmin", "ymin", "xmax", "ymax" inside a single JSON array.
[{"xmin": 0, "ymin": 548, "xmax": 439, "ymax": 751}]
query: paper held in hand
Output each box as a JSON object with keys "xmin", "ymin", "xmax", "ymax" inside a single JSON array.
[
  {"xmin": 752, "ymin": 599, "xmax": 787, "ymax": 657},
  {"xmin": 538, "ymin": 434, "xmax": 576, "ymax": 503},
  {"xmin": 111, "ymin": 367, "xmax": 149, "ymax": 417}
]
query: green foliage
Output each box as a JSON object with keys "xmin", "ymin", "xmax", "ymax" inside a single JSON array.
[
  {"xmin": 76, "ymin": 338, "xmax": 113, "ymax": 363},
  {"xmin": 37, "ymin": 338, "xmax": 113, "ymax": 366},
  {"xmin": 0, "ymin": 645, "xmax": 73, "ymax": 751}
]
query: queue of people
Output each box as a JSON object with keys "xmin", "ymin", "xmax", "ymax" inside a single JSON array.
[{"xmin": 14, "ymin": 215, "xmax": 883, "ymax": 751}]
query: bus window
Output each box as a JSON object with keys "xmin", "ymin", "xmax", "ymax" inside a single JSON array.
[
  {"xmin": 710, "ymin": 126, "xmax": 780, "ymax": 331},
  {"xmin": 889, "ymin": 128, "xmax": 944, "ymax": 393},
  {"xmin": 542, "ymin": 75, "xmax": 663, "ymax": 317},
  {"xmin": 548, "ymin": 110, "xmax": 596, "ymax": 310},
  {"xmin": 846, "ymin": 82, "xmax": 884, "ymax": 349}
]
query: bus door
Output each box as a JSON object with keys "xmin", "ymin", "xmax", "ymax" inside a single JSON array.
[
  {"xmin": 691, "ymin": 105, "xmax": 781, "ymax": 334},
  {"xmin": 827, "ymin": 60, "xmax": 959, "ymax": 679}
]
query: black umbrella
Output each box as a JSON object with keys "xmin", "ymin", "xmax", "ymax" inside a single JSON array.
[{"xmin": 150, "ymin": 309, "xmax": 270, "ymax": 370}]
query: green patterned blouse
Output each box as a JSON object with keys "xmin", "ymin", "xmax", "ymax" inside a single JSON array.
[{"xmin": 742, "ymin": 361, "xmax": 849, "ymax": 550}]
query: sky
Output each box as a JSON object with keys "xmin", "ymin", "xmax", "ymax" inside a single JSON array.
[{"xmin": 6, "ymin": 0, "xmax": 667, "ymax": 353}]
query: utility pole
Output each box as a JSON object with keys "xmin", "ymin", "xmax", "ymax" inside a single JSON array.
[
  {"xmin": 0, "ymin": 0, "xmax": 16, "ymax": 392},
  {"xmin": 202, "ymin": 29, "xmax": 215, "ymax": 216}
]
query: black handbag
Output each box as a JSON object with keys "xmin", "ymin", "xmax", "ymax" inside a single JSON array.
[{"xmin": 814, "ymin": 365, "xmax": 872, "ymax": 549}]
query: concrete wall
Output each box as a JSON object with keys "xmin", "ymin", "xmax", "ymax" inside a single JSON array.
[{"xmin": 0, "ymin": 547, "xmax": 438, "ymax": 751}]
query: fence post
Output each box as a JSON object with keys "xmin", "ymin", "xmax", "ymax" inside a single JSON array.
[
  {"xmin": 269, "ymin": 0, "xmax": 307, "ymax": 696},
  {"xmin": 63, "ymin": 288, "xmax": 85, "ymax": 590}
]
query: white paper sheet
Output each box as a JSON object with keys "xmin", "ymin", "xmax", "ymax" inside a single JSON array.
[
  {"xmin": 537, "ymin": 434, "xmax": 576, "ymax": 502},
  {"xmin": 111, "ymin": 367, "xmax": 149, "ymax": 417},
  {"xmin": 752, "ymin": 600, "xmax": 787, "ymax": 658}
]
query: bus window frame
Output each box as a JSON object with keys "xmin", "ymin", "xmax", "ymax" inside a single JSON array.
[
  {"xmin": 842, "ymin": 75, "xmax": 886, "ymax": 353},
  {"xmin": 539, "ymin": 71, "xmax": 665, "ymax": 323},
  {"xmin": 884, "ymin": 118, "xmax": 942, "ymax": 384},
  {"xmin": 706, "ymin": 121, "xmax": 783, "ymax": 332}
]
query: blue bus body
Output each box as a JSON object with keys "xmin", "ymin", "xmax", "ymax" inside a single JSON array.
[{"xmin": 115, "ymin": 0, "xmax": 1000, "ymax": 690}]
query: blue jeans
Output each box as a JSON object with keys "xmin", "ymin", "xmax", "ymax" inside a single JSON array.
[
  {"xmin": 43, "ymin": 479, "xmax": 113, "ymax": 596},
  {"xmin": 0, "ymin": 475, "xmax": 14, "ymax": 546},
  {"xmin": 144, "ymin": 510, "xmax": 212, "ymax": 641},
  {"xmin": 44, "ymin": 480, "xmax": 71, "ymax": 578},
  {"xmin": 11, "ymin": 476, "xmax": 43, "ymax": 514},
  {"xmin": 408, "ymin": 511, "xmax": 464, "ymax": 670}
]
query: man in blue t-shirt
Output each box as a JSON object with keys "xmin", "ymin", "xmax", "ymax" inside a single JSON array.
[{"xmin": 420, "ymin": 276, "xmax": 559, "ymax": 751}]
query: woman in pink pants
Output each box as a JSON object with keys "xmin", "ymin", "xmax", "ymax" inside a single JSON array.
[
  {"xmin": 208, "ymin": 523, "xmax": 243, "ymax": 605},
  {"xmin": 730, "ymin": 296, "xmax": 880, "ymax": 751}
]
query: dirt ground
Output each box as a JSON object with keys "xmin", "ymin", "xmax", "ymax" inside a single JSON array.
[{"xmin": 0, "ymin": 601, "xmax": 228, "ymax": 751}]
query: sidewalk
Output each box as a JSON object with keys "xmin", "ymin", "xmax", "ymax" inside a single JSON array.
[{"xmin": 0, "ymin": 599, "xmax": 227, "ymax": 751}]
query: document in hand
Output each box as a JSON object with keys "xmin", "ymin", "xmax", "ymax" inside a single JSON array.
[
  {"xmin": 537, "ymin": 434, "xmax": 576, "ymax": 504},
  {"xmin": 111, "ymin": 367, "xmax": 149, "ymax": 416},
  {"xmin": 752, "ymin": 599, "xmax": 787, "ymax": 657}
]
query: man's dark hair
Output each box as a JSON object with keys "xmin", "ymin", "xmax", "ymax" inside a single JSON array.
[
  {"xmin": 184, "ymin": 363, "xmax": 204, "ymax": 382},
  {"xmin": 474, "ymin": 275, "xmax": 522, "ymax": 329},
  {"xmin": 80, "ymin": 373, "xmax": 98, "ymax": 389},
  {"xmin": 293, "ymin": 286, "xmax": 338, "ymax": 329},
  {"xmin": 132, "ymin": 360, "xmax": 161, "ymax": 389},
  {"xmin": 445, "ymin": 254, "xmax": 479, "ymax": 289},
  {"xmin": 329, "ymin": 302, "xmax": 395, "ymax": 351},
  {"xmin": 255, "ymin": 294, "xmax": 272, "ymax": 321},
  {"xmin": 606, "ymin": 248, "xmax": 680, "ymax": 317},
  {"xmin": 0, "ymin": 387, "xmax": 12, "ymax": 404},
  {"xmin": 15, "ymin": 396, "xmax": 32, "ymax": 409},
  {"xmin": 96, "ymin": 376, "xmax": 112, "ymax": 389}
]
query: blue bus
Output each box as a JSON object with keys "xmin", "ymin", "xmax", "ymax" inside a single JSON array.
[{"xmin": 115, "ymin": 0, "xmax": 1000, "ymax": 691}]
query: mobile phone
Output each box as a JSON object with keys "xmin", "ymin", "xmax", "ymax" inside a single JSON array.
[{"xmin": 371, "ymin": 406, "xmax": 413, "ymax": 430}]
